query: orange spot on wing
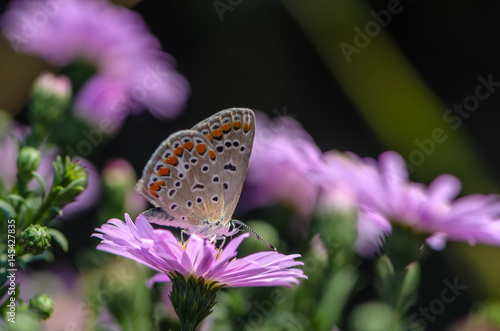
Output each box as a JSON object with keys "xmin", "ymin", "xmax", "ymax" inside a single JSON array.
[
  {"xmin": 150, "ymin": 182, "xmax": 162, "ymax": 191},
  {"xmin": 209, "ymin": 150, "xmax": 216, "ymax": 160},
  {"xmin": 166, "ymin": 155, "xmax": 178, "ymax": 166},
  {"xmin": 243, "ymin": 123, "xmax": 252, "ymax": 132},
  {"xmin": 205, "ymin": 134, "xmax": 213, "ymax": 141},
  {"xmin": 150, "ymin": 190, "xmax": 158, "ymax": 197},
  {"xmin": 222, "ymin": 123, "xmax": 231, "ymax": 132},
  {"xmin": 158, "ymin": 167, "xmax": 170, "ymax": 176},
  {"xmin": 196, "ymin": 143, "xmax": 207, "ymax": 155},
  {"xmin": 183, "ymin": 141, "xmax": 194, "ymax": 150},
  {"xmin": 174, "ymin": 146, "xmax": 183, "ymax": 156},
  {"xmin": 212, "ymin": 129, "xmax": 223, "ymax": 138},
  {"xmin": 233, "ymin": 121, "xmax": 242, "ymax": 129}
]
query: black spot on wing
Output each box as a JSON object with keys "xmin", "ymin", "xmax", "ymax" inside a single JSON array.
[
  {"xmin": 192, "ymin": 183, "xmax": 205, "ymax": 191},
  {"xmin": 224, "ymin": 163, "xmax": 237, "ymax": 172}
]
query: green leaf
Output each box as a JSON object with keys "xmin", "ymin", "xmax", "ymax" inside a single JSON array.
[
  {"xmin": 0, "ymin": 199, "xmax": 16, "ymax": 219},
  {"xmin": 49, "ymin": 206, "xmax": 63, "ymax": 217},
  {"xmin": 8, "ymin": 194, "xmax": 26, "ymax": 204},
  {"xmin": 314, "ymin": 266, "xmax": 358, "ymax": 331},
  {"xmin": 32, "ymin": 171, "xmax": 47, "ymax": 199},
  {"xmin": 348, "ymin": 302, "xmax": 400, "ymax": 331},
  {"xmin": 375, "ymin": 255, "xmax": 395, "ymax": 282},
  {"xmin": 397, "ymin": 262, "xmax": 420, "ymax": 313},
  {"xmin": 375, "ymin": 254, "xmax": 399, "ymax": 308},
  {"xmin": 46, "ymin": 228, "xmax": 68, "ymax": 252}
]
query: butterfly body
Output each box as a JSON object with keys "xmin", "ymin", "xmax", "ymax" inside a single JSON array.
[{"xmin": 136, "ymin": 108, "xmax": 255, "ymax": 239}]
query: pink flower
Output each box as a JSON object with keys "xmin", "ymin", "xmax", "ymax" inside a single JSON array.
[
  {"xmin": 93, "ymin": 214, "xmax": 306, "ymax": 287},
  {"xmin": 319, "ymin": 151, "xmax": 500, "ymax": 253},
  {"xmin": 1, "ymin": 0, "xmax": 189, "ymax": 132},
  {"xmin": 242, "ymin": 112, "xmax": 322, "ymax": 217},
  {"xmin": 0, "ymin": 122, "xmax": 29, "ymax": 192}
]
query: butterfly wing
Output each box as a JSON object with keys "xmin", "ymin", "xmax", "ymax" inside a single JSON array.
[
  {"xmin": 136, "ymin": 129, "xmax": 225, "ymax": 231},
  {"xmin": 191, "ymin": 108, "xmax": 255, "ymax": 227}
]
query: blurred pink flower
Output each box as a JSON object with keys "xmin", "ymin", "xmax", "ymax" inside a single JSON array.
[
  {"xmin": 1, "ymin": 0, "xmax": 189, "ymax": 132},
  {"xmin": 318, "ymin": 151, "xmax": 500, "ymax": 254},
  {"xmin": 0, "ymin": 122, "xmax": 29, "ymax": 192},
  {"xmin": 94, "ymin": 214, "xmax": 306, "ymax": 287},
  {"xmin": 242, "ymin": 112, "xmax": 323, "ymax": 218}
]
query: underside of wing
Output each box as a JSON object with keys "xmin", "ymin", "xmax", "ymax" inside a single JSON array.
[
  {"xmin": 136, "ymin": 129, "xmax": 225, "ymax": 227},
  {"xmin": 192, "ymin": 108, "xmax": 255, "ymax": 226},
  {"xmin": 141, "ymin": 207, "xmax": 200, "ymax": 233}
]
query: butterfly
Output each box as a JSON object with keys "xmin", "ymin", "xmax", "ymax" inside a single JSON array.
[{"xmin": 136, "ymin": 108, "xmax": 275, "ymax": 249}]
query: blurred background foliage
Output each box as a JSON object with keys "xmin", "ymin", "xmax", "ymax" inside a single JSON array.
[{"xmin": 1, "ymin": 0, "xmax": 500, "ymax": 330}]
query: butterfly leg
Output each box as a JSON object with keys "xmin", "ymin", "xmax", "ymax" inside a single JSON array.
[
  {"xmin": 208, "ymin": 234, "xmax": 218, "ymax": 245},
  {"xmin": 180, "ymin": 230, "xmax": 189, "ymax": 247},
  {"xmin": 219, "ymin": 235, "xmax": 226, "ymax": 249}
]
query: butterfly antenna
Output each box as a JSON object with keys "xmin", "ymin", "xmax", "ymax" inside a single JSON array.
[{"xmin": 233, "ymin": 220, "xmax": 277, "ymax": 251}]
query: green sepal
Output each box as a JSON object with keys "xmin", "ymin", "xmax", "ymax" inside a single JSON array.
[{"xmin": 169, "ymin": 271, "xmax": 224, "ymax": 331}]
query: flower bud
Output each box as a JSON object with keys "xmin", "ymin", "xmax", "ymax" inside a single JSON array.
[
  {"xmin": 29, "ymin": 293, "xmax": 54, "ymax": 320},
  {"xmin": 101, "ymin": 159, "xmax": 146, "ymax": 218},
  {"xmin": 20, "ymin": 224, "xmax": 51, "ymax": 255},
  {"xmin": 102, "ymin": 159, "xmax": 136, "ymax": 197},
  {"xmin": 52, "ymin": 155, "xmax": 88, "ymax": 203},
  {"xmin": 16, "ymin": 146, "xmax": 41, "ymax": 181},
  {"xmin": 314, "ymin": 185, "xmax": 358, "ymax": 252},
  {"xmin": 30, "ymin": 72, "xmax": 71, "ymax": 126}
]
